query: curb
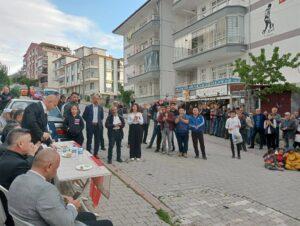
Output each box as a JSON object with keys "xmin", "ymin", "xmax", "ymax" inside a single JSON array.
[{"xmin": 103, "ymin": 162, "xmax": 175, "ymax": 217}]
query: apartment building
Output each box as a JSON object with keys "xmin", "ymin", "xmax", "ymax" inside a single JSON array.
[
  {"xmin": 23, "ymin": 42, "xmax": 71, "ymax": 88},
  {"xmin": 113, "ymin": 0, "xmax": 175, "ymax": 103},
  {"xmin": 174, "ymin": 0, "xmax": 300, "ymax": 111},
  {"xmin": 54, "ymin": 46, "xmax": 124, "ymax": 99}
]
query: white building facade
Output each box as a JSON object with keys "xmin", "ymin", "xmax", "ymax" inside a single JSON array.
[
  {"xmin": 113, "ymin": 0, "xmax": 175, "ymax": 104},
  {"xmin": 114, "ymin": 0, "xmax": 300, "ymax": 108},
  {"xmin": 174, "ymin": 0, "xmax": 300, "ymax": 108},
  {"xmin": 53, "ymin": 46, "xmax": 124, "ymax": 99}
]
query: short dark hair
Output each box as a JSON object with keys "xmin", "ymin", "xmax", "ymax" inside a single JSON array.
[
  {"xmin": 230, "ymin": 110, "xmax": 236, "ymax": 114},
  {"xmin": 71, "ymin": 92, "xmax": 79, "ymax": 96},
  {"xmin": 13, "ymin": 109, "xmax": 24, "ymax": 120},
  {"xmin": 6, "ymin": 128, "xmax": 30, "ymax": 146}
]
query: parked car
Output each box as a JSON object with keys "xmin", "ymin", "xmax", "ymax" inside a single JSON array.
[{"xmin": 1, "ymin": 99, "xmax": 67, "ymax": 142}]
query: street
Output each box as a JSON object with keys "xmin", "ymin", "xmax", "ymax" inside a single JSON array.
[{"xmin": 78, "ymin": 106, "xmax": 300, "ymax": 226}]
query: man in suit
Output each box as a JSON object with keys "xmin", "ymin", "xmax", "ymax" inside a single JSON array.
[
  {"xmin": 63, "ymin": 92, "xmax": 80, "ymax": 118},
  {"xmin": 83, "ymin": 94, "xmax": 105, "ymax": 158},
  {"xmin": 8, "ymin": 149, "xmax": 113, "ymax": 226},
  {"xmin": 0, "ymin": 128, "xmax": 39, "ymax": 226},
  {"xmin": 22, "ymin": 95, "xmax": 58, "ymax": 145}
]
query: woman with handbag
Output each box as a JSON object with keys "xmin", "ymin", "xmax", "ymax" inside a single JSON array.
[
  {"xmin": 225, "ymin": 110, "xmax": 242, "ymax": 159},
  {"xmin": 264, "ymin": 114, "xmax": 277, "ymax": 150}
]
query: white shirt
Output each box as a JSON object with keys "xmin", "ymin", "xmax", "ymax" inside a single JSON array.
[
  {"xmin": 127, "ymin": 112, "xmax": 143, "ymax": 125},
  {"xmin": 92, "ymin": 105, "xmax": 98, "ymax": 123},
  {"xmin": 113, "ymin": 115, "xmax": 121, "ymax": 125},
  {"xmin": 225, "ymin": 117, "xmax": 241, "ymax": 134},
  {"xmin": 41, "ymin": 101, "xmax": 48, "ymax": 114}
]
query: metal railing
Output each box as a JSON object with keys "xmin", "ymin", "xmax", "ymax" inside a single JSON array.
[
  {"xmin": 127, "ymin": 40, "xmax": 160, "ymax": 58},
  {"xmin": 128, "ymin": 15, "xmax": 160, "ymax": 39},
  {"xmin": 174, "ymin": 35, "xmax": 244, "ymax": 62},
  {"xmin": 175, "ymin": 0, "xmax": 246, "ymax": 32}
]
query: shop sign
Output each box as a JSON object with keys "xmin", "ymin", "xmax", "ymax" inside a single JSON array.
[
  {"xmin": 196, "ymin": 85, "xmax": 228, "ymax": 97},
  {"xmin": 175, "ymin": 77, "xmax": 241, "ymax": 92}
]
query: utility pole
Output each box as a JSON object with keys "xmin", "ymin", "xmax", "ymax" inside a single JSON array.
[{"xmin": 81, "ymin": 55, "xmax": 86, "ymax": 100}]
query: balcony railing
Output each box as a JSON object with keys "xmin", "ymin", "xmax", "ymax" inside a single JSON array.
[
  {"xmin": 175, "ymin": 0, "xmax": 246, "ymax": 32},
  {"xmin": 129, "ymin": 66, "xmax": 160, "ymax": 79},
  {"xmin": 174, "ymin": 35, "xmax": 244, "ymax": 62},
  {"xmin": 128, "ymin": 15, "xmax": 160, "ymax": 39},
  {"xmin": 127, "ymin": 40, "xmax": 160, "ymax": 58}
]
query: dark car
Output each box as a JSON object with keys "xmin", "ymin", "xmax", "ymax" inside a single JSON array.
[{"xmin": 1, "ymin": 99, "xmax": 67, "ymax": 141}]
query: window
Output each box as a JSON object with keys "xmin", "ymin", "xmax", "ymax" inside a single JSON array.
[
  {"xmin": 71, "ymin": 75, "xmax": 74, "ymax": 82},
  {"xmin": 90, "ymin": 60, "xmax": 94, "ymax": 65},
  {"xmin": 90, "ymin": 83, "xmax": 94, "ymax": 90}
]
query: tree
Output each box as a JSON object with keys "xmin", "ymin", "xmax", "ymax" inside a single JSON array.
[
  {"xmin": 234, "ymin": 47, "xmax": 300, "ymax": 100},
  {"xmin": 118, "ymin": 83, "xmax": 134, "ymax": 107},
  {"xmin": 0, "ymin": 62, "xmax": 10, "ymax": 88},
  {"xmin": 12, "ymin": 76, "xmax": 38, "ymax": 90}
]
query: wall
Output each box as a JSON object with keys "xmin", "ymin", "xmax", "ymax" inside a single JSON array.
[{"xmin": 159, "ymin": 0, "xmax": 176, "ymax": 98}]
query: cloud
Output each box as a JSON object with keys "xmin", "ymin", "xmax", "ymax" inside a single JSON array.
[{"xmin": 0, "ymin": 0, "xmax": 122, "ymax": 74}]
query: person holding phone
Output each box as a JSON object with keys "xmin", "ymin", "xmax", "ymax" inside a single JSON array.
[
  {"xmin": 264, "ymin": 114, "xmax": 276, "ymax": 150},
  {"xmin": 127, "ymin": 103, "xmax": 143, "ymax": 161}
]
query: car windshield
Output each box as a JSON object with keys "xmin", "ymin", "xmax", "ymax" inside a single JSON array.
[
  {"xmin": 10, "ymin": 101, "xmax": 33, "ymax": 110},
  {"xmin": 48, "ymin": 107, "xmax": 62, "ymax": 118}
]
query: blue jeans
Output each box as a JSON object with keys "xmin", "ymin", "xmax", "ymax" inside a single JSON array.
[
  {"xmin": 213, "ymin": 119, "xmax": 219, "ymax": 136},
  {"xmin": 176, "ymin": 133, "xmax": 189, "ymax": 153},
  {"xmin": 205, "ymin": 120, "xmax": 210, "ymax": 134}
]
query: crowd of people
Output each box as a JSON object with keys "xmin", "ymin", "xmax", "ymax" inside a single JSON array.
[
  {"xmin": 0, "ymin": 84, "xmax": 299, "ymax": 225},
  {"xmin": 0, "ymin": 89, "xmax": 113, "ymax": 226}
]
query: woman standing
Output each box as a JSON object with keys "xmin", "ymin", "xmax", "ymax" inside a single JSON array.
[
  {"xmin": 64, "ymin": 105, "xmax": 84, "ymax": 146},
  {"xmin": 264, "ymin": 114, "xmax": 276, "ymax": 150},
  {"xmin": 128, "ymin": 103, "xmax": 143, "ymax": 161}
]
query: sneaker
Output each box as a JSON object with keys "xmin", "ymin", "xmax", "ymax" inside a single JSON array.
[
  {"xmin": 130, "ymin": 158, "xmax": 135, "ymax": 161},
  {"xmin": 178, "ymin": 152, "xmax": 183, "ymax": 157},
  {"xmin": 101, "ymin": 147, "xmax": 106, "ymax": 151},
  {"xmin": 232, "ymin": 155, "xmax": 235, "ymax": 159},
  {"xmin": 183, "ymin": 153, "xmax": 188, "ymax": 158},
  {"xmin": 136, "ymin": 158, "xmax": 141, "ymax": 161},
  {"xmin": 248, "ymin": 146, "xmax": 254, "ymax": 149},
  {"xmin": 143, "ymin": 142, "xmax": 148, "ymax": 144},
  {"xmin": 195, "ymin": 155, "xmax": 199, "ymax": 159},
  {"xmin": 146, "ymin": 146, "xmax": 152, "ymax": 149},
  {"xmin": 116, "ymin": 159, "xmax": 123, "ymax": 163},
  {"xmin": 155, "ymin": 149, "xmax": 159, "ymax": 153},
  {"xmin": 203, "ymin": 156, "xmax": 207, "ymax": 160},
  {"xmin": 107, "ymin": 160, "xmax": 112, "ymax": 164},
  {"xmin": 237, "ymin": 156, "xmax": 241, "ymax": 159}
]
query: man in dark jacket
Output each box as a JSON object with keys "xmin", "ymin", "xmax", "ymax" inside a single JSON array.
[
  {"xmin": 22, "ymin": 95, "xmax": 58, "ymax": 145},
  {"xmin": 249, "ymin": 108, "xmax": 266, "ymax": 149},
  {"xmin": 63, "ymin": 92, "xmax": 80, "ymax": 118},
  {"xmin": 281, "ymin": 112, "xmax": 297, "ymax": 148},
  {"xmin": 0, "ymin": 86, "xmax": 13, "ymax": 112},
  {"xmin": 105, "ymin": 106, "xmax": 125, "ymax": 164},
  {"xmin": 0, "ymin": 128, "xmax": 39, "ymax": 226},
  {"xmin": 83, "ymin": 94, "xmax": 105, "ymax": 157}
]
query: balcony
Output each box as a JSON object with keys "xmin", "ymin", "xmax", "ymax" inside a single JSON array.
[
  {"xmin": 127, "ymin": 40, "xmax": 160, "ymax": 63},
  {"xmin": 173, "ymin": 35, "xmax": 246, "ymax": 70},
  {"xmin": 128, "ymin": 67, "xmax": 160, "ymax": 83},
  {"xmin": 128, "ymin": 15, "xmax": 160, "ymax": 41},
  {"xmin": 174, "ymin": 0, "xmax": 247, "ymax": 36}
]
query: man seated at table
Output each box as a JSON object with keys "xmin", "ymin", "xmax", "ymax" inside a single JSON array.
[
  {"xmin": 8, "ymin": 148, "xmax": 113, "ymax": 226},
  {"xmin": 0, "ymin": 128, "xmax": 40, "ymax": 226}
]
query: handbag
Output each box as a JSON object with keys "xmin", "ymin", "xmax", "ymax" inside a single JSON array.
[{"xmin": 232, "ymin": 130, "xmax": 243, "ymax": 144}]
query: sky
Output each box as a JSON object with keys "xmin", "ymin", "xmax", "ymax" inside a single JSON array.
[{"xmin": 0, "ymin": 0, "xmax": 145, "ymax": 74}]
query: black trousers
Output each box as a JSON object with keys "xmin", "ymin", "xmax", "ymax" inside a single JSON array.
[
  {"xmin": 251, "ymin": 127, "xmax": 264, "ymax": 148},
  {"xmin": 156, "ymin": 125, "xmax": 162, "ymax": 150},
  {"xmin": 229, "ymin": 134, "xmax": 241, "ymax": 157},
  {"xmin": 266, "ymin": 133, "xmax": 276, "ymax": 150},
  {"xmin": 67, "ymin": 133, "xmax": 84, "ymax": 146},
  {"xmin": 108, "ymin": 130, "xmax": 122, "ymax": 161},
  {"xmin": 191, "ymin": 132, "xmax": 206, "ymax": 158},
  {"xmin": 128, "ymin": 124, "xmax": 142, "ymax": 158},
  {"xmin": 142, "ymin": 123, "xmax": 149, "ymax": 143},
  {"xmin": 76, "ymin": 212, "xmax": 113, "ymax": 226},
  {"xmin": 86, "ymin": 124, "xmax": 104, "ymax": 155}
]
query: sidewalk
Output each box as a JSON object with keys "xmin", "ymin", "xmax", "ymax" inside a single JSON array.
[{"xmin": 97, "ymin": 133, "xmax": 300, "ymax": 225}]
